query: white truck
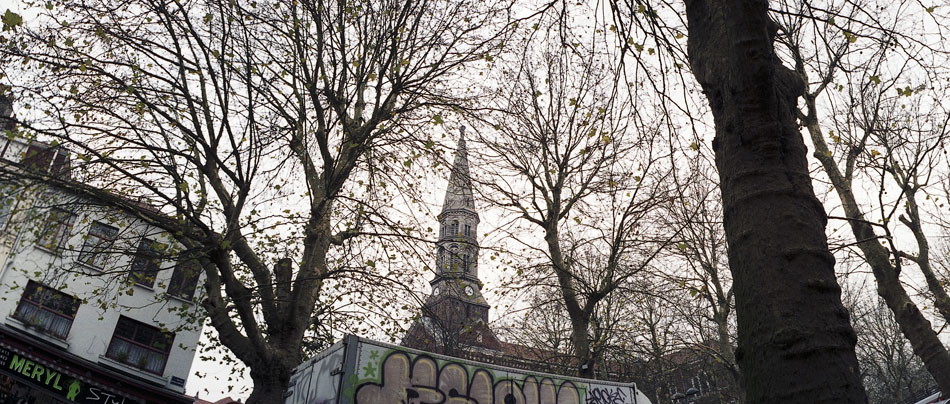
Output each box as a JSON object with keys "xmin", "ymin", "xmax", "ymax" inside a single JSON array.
[{"xmin": 283, "ymin": 335, "xmax": 652, "ymax": 404}]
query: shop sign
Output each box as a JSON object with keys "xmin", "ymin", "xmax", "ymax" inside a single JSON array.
[{"xmin": 0, "ymin": 346, "xmax": 139, "ymax": 404}]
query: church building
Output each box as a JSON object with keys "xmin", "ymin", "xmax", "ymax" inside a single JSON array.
[
  {"xmin": 285, "ymin": 126, "xmax": 659, "ymax": 404},
  {"xmin": 402, "ymin": 127, "xmax": 505, "ymax": 356}
]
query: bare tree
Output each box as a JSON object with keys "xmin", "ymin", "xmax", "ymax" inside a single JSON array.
[
  {"xmin": 658, "ymin": 153, "xmax": 742, "ymax": 403},
  {"xmin": 476, "ymin": 6, "xmax": 675, "ymax": 378},
  {"xmin": 847, "ymin": 288, "xmax": 936, "ymax": 404},
  {"xmin": 775, "ymin": 0, "xmax": 950, "ymax": 392},
  {"xmin": 616, "ymin": 0, "xmax": 871, "ymax": 400},
  {"xmin": 498, "ymin": 286, "xmax": 595, "ymax": 372},
  {"xmin": 0, "ymin": 0, "xmax": 513, "ymax": 401}
]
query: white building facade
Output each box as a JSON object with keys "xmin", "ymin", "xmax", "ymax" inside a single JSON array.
[{"xmin": 0, "ymin": 135, "xmax": 202, "ymax": 404}]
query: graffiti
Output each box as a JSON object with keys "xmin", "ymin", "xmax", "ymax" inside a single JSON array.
[
  {"xmin": 84, "ymin": 387, "xmax": 130, "ymax": 404},
  {"xmin": 66, "ymin": 380, "xmax": 81, "ymax": 400},
  {"xmin": 585, "ymin": 387, "xmax": 626, "ymax": 404},
  {"xmin": 286, "ymin": 347, "xmax": 346, "ymax": 404},
  {"xmin": 355, "ymin": 351, "xmax": 581, "ymax": 404}
]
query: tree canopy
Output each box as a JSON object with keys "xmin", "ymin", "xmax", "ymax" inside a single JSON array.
[{"xmin": 3, "ymin": 0, "xmax": 950, "ymax": 401}]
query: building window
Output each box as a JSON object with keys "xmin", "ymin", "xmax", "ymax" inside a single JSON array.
[
  {"xmin": 437, "ymin": 246, "xmax": 446, "ymax": 270},
  {"xmin": 78, "ymin": 221, "xmax": 119, "ymax": 268},
  {"xmin": 106, "ymin": 316, "xmax": 174, "ymax": 375},
  {"xmin": 463, "ymin": 224, "xmax": 471, "ymax": 237},
  {"xmin": 462, "ymin": 254, "xmax": 469, "ymax": 273},
  {"xmin": 0, "ymin": 194, "xmax": 18, "ymax": 232},
  {"xmin": 37, "ymin": 208, "xmax": 75, "ymax": 252},
  {"xmin": 12, "ymin": 281, "xmax": 81, "ymax": 340},
  {"xmin": 449, "ymin": 245, "xmax": 459, "ymax": 271},
  {"xmin": 129, "ymin": 238, "xmax": 165, "ymax": 287},
  {"xmin": 167, "ymin": 253, "xmax": 200, "ymax": 301},
  {"xmin": 22, "ymin": 144, "xmax": 55, "ymax": 173},
  {"xmin": 450, "ymin": 220, "xmax": 459, "ymax": 236}
]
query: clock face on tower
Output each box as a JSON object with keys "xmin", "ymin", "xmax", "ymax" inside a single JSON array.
[{"xmin": 464, "ymin": 285, "xmax": 475, "ymax": 296}]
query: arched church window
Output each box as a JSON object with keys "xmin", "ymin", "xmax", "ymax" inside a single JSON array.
[
  {"xmin": 464, "ymin": 224, "xmax": 471, "ymax": 237},
  {"xmin": 462, "ymin": 254, "xmax": 469, "ymax": 273},
  {"xmin": 438, "ymin": 246, "xmax": 446, "ymax": 269},
  {"xmin": 451, "ymin": 220, "xmax": 459, "ymax": 235},
  {"xmin": 450, "ymin": 245, "xmax": 459, "ymax": 271}
]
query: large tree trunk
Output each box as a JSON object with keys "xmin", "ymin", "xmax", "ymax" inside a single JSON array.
[
  {"xmin": 246, "ymin": 359, "xmax": 295, "ymax": 404},
  {"xmin": 684, "ymin": 0, "xmax": 867, "ymax": 402},
  {"xmin": 544, "ymin": 227, "xmax": 598, "ymax": 379},
  {"xmin": 572, "ymin": 316, "xmax": 595, "ymax": 378}
]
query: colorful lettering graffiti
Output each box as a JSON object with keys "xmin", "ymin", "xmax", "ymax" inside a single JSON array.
[
  {"xmin": 355, "ymin": 351, "xmax": 580, "ymax": 404},
  {"xmin": 585, "ymin": 387, "xmax": 626, "ymax": 404}
]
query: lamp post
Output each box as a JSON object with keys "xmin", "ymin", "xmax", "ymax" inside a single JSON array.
[{"xmin": 672, "ymin": 387, "xmax": 700, "ymax": 403}]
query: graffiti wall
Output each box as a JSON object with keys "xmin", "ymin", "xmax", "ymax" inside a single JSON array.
[
  {"xmin": 283, "ymin": 336, "xmax": 651, "ymax": 404},
  {"xmin": 285, "ymin": 342, "xmax": 346, "ymax": 404},
  {"xmin": 351, "ymin": 347, "xmax": 642, "ymax": 404}
]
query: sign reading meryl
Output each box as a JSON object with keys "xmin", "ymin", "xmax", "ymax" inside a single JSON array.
[{"xmin": 0, "ymin": 346, "xmax": 139, "ymax": 404}]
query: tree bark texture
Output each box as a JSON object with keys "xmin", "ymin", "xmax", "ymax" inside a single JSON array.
[
  {"xmin": 684, "ymin": 0, "xmax": 867, "ymax": 402},
  {"xmin": 246, "ymin": 359, "xmax": 294, "ymax": 404}
]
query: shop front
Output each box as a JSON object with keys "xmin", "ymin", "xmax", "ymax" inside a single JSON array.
[{"xmin": 0, "ymin": 326, "xmax": 191, "ymax": 404}]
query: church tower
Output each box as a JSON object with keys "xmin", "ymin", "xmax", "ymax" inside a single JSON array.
[{"xmin": 403, "ymin": 127, "xmax": 501, "ymax": 354}]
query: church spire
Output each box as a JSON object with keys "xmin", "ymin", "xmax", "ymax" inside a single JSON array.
[
  {"xmin": 401, "ymin": 125, "xmax": 501, "ymax": 354},
  {"xmin": 432, "ymin": 126, "xmax": 484, "ymax": 297},
  {"xmin": 441, "ymin": 126, "xmax": 477, "ymax": 215}
]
